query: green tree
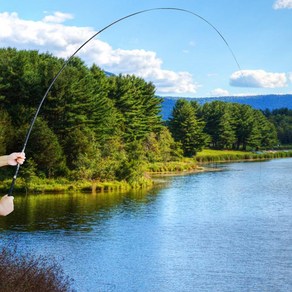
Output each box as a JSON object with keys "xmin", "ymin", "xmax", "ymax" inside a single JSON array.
[
  {"xmin": 264, "ymin": 108, "xmax": 292, "ymax": 145},
  {"xmin": 108, "ymin": 74, "xmax": 162, "ymax": 143},
  {"xmin": 231, "ymin": 104, "xmax": 255, "ymax": 150},
  {"xmin": 200, "ymin": 101, "xmax": 236, "ymax": 149},
  {"xmin": 157, "ymin": 126, "xmax": 183, "ymax": 162},
  {"xmin": 143, "ymin": 132, "xmax": 161, "ymax": 163},
  {"xmin": 95, "ymin": 136, "xmax": 127, "ymax": 181},
  {"xmin": 42, "ymin": 57, "xmax": 97, "ymax": 138},
  {"xmin": 90, "ymin": 65, "xmax": 122, "ymax": 143},
  {"xmin": 63, "ymin": 126, "xmax": 100, "ymax": 171},
  {"xmin": 23, "ymin": 119, "xmax": 67, "ymax": 177},
  {"xmin": 0, "ymin": 108, "xmax": 13, "ymax": 154},
  {"xmin": 116, "ymin": 140, "xmax": 147, "ymax": 185},
  {"xmin": 168, "ymin": 99, "xmax": 207, "ymax": 157},
  {"xmin": 252, "ymin": 110, "xmax": 278, "ymax": 148}
]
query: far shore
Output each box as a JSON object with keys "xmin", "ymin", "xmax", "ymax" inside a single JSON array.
[
  {"xmin": 148, "ymin": 149, "xmax": 292, "ymax": 179},
  {"xmin": 149, "ymin": 165, "xmax": 222, "ymax": 177}
]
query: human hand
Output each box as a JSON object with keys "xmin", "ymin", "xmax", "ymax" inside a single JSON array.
[
  {"xmin": 0, "ymin": 195, "xmax": 14, "ymax": 216},
  {"xmin": 7, "ymin": 152, "xmax": 26, "ymax": 166}
]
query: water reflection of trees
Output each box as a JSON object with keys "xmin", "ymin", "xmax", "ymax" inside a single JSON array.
[{"xmin": 0, "ymin": 188, "xmax": 162, "ymax": 232}]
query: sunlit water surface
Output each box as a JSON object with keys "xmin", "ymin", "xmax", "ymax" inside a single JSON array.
[{"xmin": 1, "ymin": 158, "xmax": 292, "ymax": 291}]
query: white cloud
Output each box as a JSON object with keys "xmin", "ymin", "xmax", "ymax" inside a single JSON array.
[
  {"xmin": 209, "ymin": 88, "xmax": 230, "ymax": 96},
  {"xmin": 230, "ymin": 70, "xmax": 288, "ymax": 88},
  {"xmin": 151, "ymin": 71, "xmax": 199, "ymax": 95},
  {"xmin": 273, "ymin": 0, "xmax": 292, "ymax": 9},
  {"xmin": 42, "ymin": 11, "xmax": 74, "ymax": 23},
  {"xmin": 0, "ymin": 12, "xmax": 93, "ymax": 49},
  {"xmin": 0, "ymin": 11, "xmax": 199, "ymax": 96}
]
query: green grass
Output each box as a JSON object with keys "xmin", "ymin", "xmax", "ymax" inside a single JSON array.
[
  {"xmin": 196, "ymin": 149, "xmax": 253, "ymax": 156},
  {"xmin": 196, "ymin": 149, "xmax": 292, "ymax": 163},
  {"xmin": 0, "ymin": 177, "xmax": 132, "ymax": 194},
  {"xmin": 147, "ymin": 160, "xmax": 201, "ymax": 173},
  {"xmin": 196, "ymin": 149, "xmax": 254, "ymax": 162}
]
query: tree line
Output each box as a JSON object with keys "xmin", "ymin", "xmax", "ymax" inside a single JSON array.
[
  {"xmin": 0, "ymin": 48, "xmax": 286, "ymax": 184},
  {"xmin": 0, "ymin": 48, "xmax": 180, "ymax": 184},
  {"xmin": 262, "ymin": 108, "xmax": 292, "ymax": 146},
  {"xmin": 168, "ymin": 99, "xmax": 279, "ymax": 157}
]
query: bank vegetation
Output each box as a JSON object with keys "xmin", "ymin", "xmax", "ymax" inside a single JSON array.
[{"xmin": 1, "ymin": 48, "xmax": 291, "ymax": 193}]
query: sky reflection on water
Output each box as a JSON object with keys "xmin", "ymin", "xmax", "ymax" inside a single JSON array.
[{"xmin": 1, "ymin": 159, "xmax": 292, "ymax": 292}]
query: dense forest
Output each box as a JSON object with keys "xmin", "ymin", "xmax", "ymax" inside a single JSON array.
[
  {"xmin": 263, "ymin": 108, "xmax": 292, "ymax": 145},
  {"xmin": 0, "ymin": 48, "xmax": 289, "ymax": 185}
]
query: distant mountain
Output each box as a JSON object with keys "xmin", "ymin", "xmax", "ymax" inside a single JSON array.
[{"xmin": 160, "ymin": 94, "xmax": 292, "ymax": 120}]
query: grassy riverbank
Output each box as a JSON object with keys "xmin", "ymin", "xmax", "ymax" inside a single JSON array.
[
  {"xmin": 147, "ymin": 160, "xmax": 202, "ymax": 174},
  {"xmin": 1, "ymin": 149, "xmax": 291, "ymax": 194},
  {"xmin": 195, "ymin": 149, "xmax": 292, "ymax": 163},
  {"xmin": 147, "ymin": 149, "xmax": 292, "ymax": 174},
  {"xmin": 0, "ymin": 177, "xmax": 134, "ymax": 194}
]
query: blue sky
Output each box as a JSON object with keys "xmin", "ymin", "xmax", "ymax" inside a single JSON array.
[{"xmin": 0, "ymin": 0, "xmax": 291, "ymax": 97}]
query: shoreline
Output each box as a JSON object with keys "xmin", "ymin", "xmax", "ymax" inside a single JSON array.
[
  {"xmin": 149, "ymin": 165, "xmax": 222, "ymax": 177},
  {"xmin": 149, "ymin": 153, "xmax": 292, "ymax": 178},
  {"xmin": 2, "ymin": 151, "xmax": 291, "ymax": 194}
]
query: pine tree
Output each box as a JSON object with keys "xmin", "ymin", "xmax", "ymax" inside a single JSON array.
[
  {"xmin": 108, "ymin": 75, "xmax": 162, "ymax": 143},
  {"xmin": 168, "ymin": 99, "xmax": 207, "ymax": 157},
  {"xmin": 201, "ymin": 101, "xmax": 236, "ymax": 149}
]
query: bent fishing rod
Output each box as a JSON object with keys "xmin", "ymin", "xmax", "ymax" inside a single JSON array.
[{"xmin": 7, "ymin": 7, "xmax": 241, "ymax": 196}]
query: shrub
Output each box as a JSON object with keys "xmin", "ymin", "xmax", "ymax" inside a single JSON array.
[{"xmin": 0, "ymin": 244, "xmax": 74, "ymax": 292}]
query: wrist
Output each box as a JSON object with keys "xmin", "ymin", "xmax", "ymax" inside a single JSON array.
[{"xmin": 0, "ymin": 155, "xmax": 9, "ymax": 167}]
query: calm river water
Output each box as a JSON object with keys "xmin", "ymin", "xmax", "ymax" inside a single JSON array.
[{"xmin": 1, "ymin": 158, "xmax": 292, "ymax": 292}]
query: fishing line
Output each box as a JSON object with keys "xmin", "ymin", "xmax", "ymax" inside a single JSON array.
[{"xmin": 8, "ymin": 7, "xmax": 242, "ymax": 195}]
